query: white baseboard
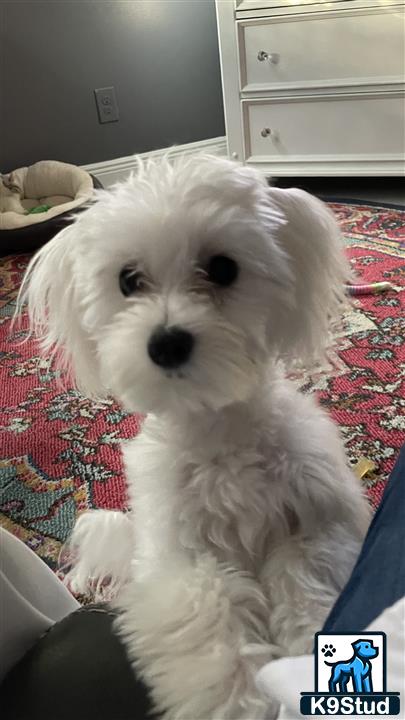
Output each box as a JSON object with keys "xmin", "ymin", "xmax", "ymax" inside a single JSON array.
[{"xmin": 82, "ymin": 136, "xmax": 227, "ymax": 187}]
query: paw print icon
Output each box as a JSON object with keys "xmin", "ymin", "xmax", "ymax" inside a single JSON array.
[{"xmin": 321, "ymin": 644, "xmax": 336, "ymax": 659}]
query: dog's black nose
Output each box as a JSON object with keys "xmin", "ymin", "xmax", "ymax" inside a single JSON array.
[{"xmin": 148, "ymin": 326, "xmax": 194, "ymax": 369}]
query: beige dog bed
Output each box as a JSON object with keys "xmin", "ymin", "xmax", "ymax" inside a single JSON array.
[{"xmin": 0, "ymin": 160, "xmax": 101, "ymax": 255}]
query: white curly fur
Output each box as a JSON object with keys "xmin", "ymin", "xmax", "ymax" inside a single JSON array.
[{"xmin": 18, "ymin": 155, "xmax": 370, "ymax": 719}]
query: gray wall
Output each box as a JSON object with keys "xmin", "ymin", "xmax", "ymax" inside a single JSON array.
[{"xmin": 0, "ymin": 0, "xmax": 225, "ymax": 172}]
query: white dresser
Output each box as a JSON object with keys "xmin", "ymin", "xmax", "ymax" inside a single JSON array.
[{"xmin": 216, "ymin": 0, "xmax": 405, "ymax": 175}]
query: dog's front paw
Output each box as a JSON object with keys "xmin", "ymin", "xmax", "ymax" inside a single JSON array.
[{"xmin": 60, "ymin": 509, "xmax": 133, "ymax": 601}]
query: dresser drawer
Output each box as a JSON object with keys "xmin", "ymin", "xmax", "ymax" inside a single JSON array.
[
  {"xmin": 238, "ymin": 7, "xmax": 405, "ymax": 92},
  {"xmin": 236, "ymin": 0, "xmax": 349, "ymax": 11},
  {"xmin": 242, "ymin": 94, "xmax": 405, "ymax": 161}
]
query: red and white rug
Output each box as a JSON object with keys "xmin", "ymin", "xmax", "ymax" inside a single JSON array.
[{"xmin": 1, "ymin": 201, "xmax": 404, "ymax": 569}]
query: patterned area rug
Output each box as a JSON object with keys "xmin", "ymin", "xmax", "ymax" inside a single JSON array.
[{"xmin": 1, "ymin": 201, "xmax": 404, "ymax": 570}]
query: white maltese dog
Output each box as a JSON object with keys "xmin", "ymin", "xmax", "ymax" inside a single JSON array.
[{"xmin": 20, "ymin": 155, "xmax": 370, "ymax": 719}]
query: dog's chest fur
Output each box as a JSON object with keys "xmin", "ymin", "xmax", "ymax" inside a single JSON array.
[
  {"xmin": 127, "ymin": 393, "xmax": 300, "ymax": 574},
  {"xmin": 179, "ymin": 449, "xmax": 271, "ymax": 571}
]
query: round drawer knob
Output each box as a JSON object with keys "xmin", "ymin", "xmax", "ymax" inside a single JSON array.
[
  {"xmin": 257, "ymin": 50, "xmax": 280, "ymax": 65},
  {"xmin": 261, "ymin": 128, "xmax": 272, "ymax": 138}
]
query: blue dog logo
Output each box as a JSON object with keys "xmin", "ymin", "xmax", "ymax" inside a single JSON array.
[
  {"xmin": 300, "ymin": 632, "xmax": 400, "ymax": 715},
  {"xmin": 325, "ymin": 639, "xmax": 379, "ymax": 694}
]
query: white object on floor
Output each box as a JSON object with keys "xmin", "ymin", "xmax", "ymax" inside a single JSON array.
[
  {"xmin": 0, "ymin": 160, "xmax": 94, "ymax": 230},
  {"xmin": 256, "ymin": 596, "xmax": 405, "ymax": 719},
  {"xmin": 0, "ymin": 526, "xmax": 79, "ymax": 681}
]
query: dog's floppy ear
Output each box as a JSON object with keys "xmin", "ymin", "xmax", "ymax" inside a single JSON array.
[
  {"xmin": 266, "ymin": 187, "xmax": 350, "ymax": 367},
  {"xmin": 17, "ymin": 224, "xmax": 106, "ymax": 398}
]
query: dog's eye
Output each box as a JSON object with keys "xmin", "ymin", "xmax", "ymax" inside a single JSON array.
[
  {"xmin": 119, "ymin": 267, "xmax": 144, "ymax": 296},
  {"xmin": 206, "ymin": 255, "xmax": 239, "ymax": 287}
]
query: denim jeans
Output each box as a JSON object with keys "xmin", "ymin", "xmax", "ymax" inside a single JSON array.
[{"xmin": 323, "ymin": 444, "xmax": 405, "ymax": 632}]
